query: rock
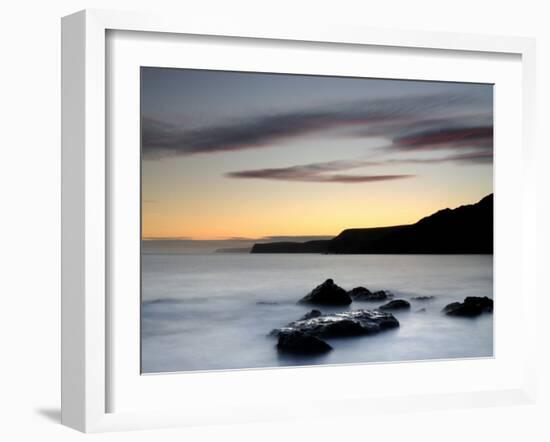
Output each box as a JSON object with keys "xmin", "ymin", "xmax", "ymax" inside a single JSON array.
[
  {"xmin": 442, "ymin": 302, "xmax": 462, "ymax": 313},
  {"xmin": 378, "ymin": 299, "xmax": 411, "ymax": 310},
  {"xmin": 348, "ymin": 286, "xmax": 372, "ymax": 298},
  {"xmin": 348, "ymin": 287, "xmax": 393, "ymax": 301},
  {"xmin": 372, "ymin": 290, "xmax": 394, "ymax": 300},
  {"xmin": 411, "ymin": 296, "xmax": 435, "ymax": 301},
  {"xmin": 416, "ymin": 308, "xmax": 427, "ymax": 313},
  {"xmin": 299, "ymin": 279, "xmax": 352, "ymax": 306},
  {"xmin": 320, "ymin": 319, "xmax": 366, "ymax": 337},
  {"xmin": 272, "ymin": 309, "xmax": 399, "ymax": 339},
  {"xmin": 444, "ymin": 303, "xmax": 481, "ymax": 317},
  {"xmin": 443, "ymin": 296, "xmax": 493, "ymax": 317},
  {"xmin": 300, "ymin": 309, "xmax": 322, "ymax": 320},
  {"xmin": 277, "ymin": 331, "xmax": 332, "ymax": 354},
  {"xmin": 256, "ymin": 301, "xmax": 279, "ymax": 305},
  {"xmin": 465, "ymin": 296, "xmax": 493, "ymax": 311}
]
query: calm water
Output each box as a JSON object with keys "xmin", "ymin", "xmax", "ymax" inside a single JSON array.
[{"xmin": 141, "ymin": 253, "xmax": 493, "ymax": 373}]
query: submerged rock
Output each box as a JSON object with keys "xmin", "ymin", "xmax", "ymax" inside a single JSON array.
[
  {"xmin": 348, "ymin": 287, "xmax": 393, "ymax": 301},
  {"xmin": 378, "ymin": 299, "xmax": 411, "ymax": 310},
  {"xmin": 371, "ymin": 290, "xmax": 394, "ymax": 300},
  {"xmin": 300, "ymin": 309, "xmax": 322, "ymax": 320},
  {"xmin": 443, "ymin": 296, "xmax": 493, "ymax": 317},
  {"xmin": 272, "ymin": 309, "xmax": 399, "ymax": 339},
  {"xmin": 411, "ymin": 296, "xmax": 435, "ymax": 301},
  {"xmin": 442, "ymin": 302, "xmax": 461, "ymax": 313},
  {"xmin": 299, "ymin": 279, "xmax": 352, "ymax": 306},
  {"xmin": 277, "ymin": 331, "xmax": 333, "ymax": 354}
]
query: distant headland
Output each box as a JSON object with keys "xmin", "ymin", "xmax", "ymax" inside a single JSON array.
[{"xmin": 250, "ymin": 194, "xmax": 493, "ymax": 254}]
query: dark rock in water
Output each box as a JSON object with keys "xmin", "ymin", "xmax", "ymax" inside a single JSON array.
[
  {"xmin": 256, "ymin": 301, "xmax": 279, "ymax": 305},
  {"xmin": 321, "ymin": 319, "xmax": 366, "ymax": 337},
  {"xmin": 444, "ymin": 303, "xmax": 482, "ymax": 317},
  {"xmin": 277, "ymin": 331, "xmax": 332, "ymax": 354},
  {"xmin": 442, "ymin": 302, "xmax": 462, "ymax": 313},
  {"xmin": 379, "ymin": 299, "xmax": 411, "ymax": 310},
  {"xmin": 300, "ymin": 309, "xmax": 322, "ymax": 320},
  {"xmin": 443, "ymin": 296, "xmax": 493, "ymax": 317},
  {"xmin": 299, "ymin": 279, "xmax": 352, "ymax": 305},
  {"xmin": 464, "ymin": 296, "xmax": 493, "ymax": 311},
  {"xmin": 272, "ymin": 309, "xmax": 399, "ymax": 339},
  {"xmin": 416, "ymin": 308, "xmax": 427, "ymax": 313},
  {"xmin": 371, "ymin": 290, "xmax": 394, "ymax": 300},
  {"xmin": 411, "ymin": 296, "xmax": 435, "ymax": 301},
  {"xmin": 348, "ymin": 287, "xmax": 393, "ymax": 301},
  {"xmin": 348, "ymin": 286, "xmax": 372, "ymax": 298}
]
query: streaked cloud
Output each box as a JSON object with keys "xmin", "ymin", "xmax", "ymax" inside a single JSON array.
[
  {"xmin": 392, "ymin": 126, "xmax": 493, "ymax": 152},
  {"xmin": 226, "ymin": 159, "xmax": 414, "ymax": 183},
  {"xmin": 142, "ymin": 92, "xmax": 491, "ymax": 158},
  {"xmin": 226, "ymin": 150, "xmax": 492, "ymax": 184}
]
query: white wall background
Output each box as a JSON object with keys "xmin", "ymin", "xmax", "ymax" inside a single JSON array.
[{"xmin": 0, "ymin": 1, "xmax": 548, "ymax": 441}]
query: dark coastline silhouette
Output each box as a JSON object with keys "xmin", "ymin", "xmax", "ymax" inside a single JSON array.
[{"xmin": 251, "ymin": 194, "xmax": 493, "ymax": 254}]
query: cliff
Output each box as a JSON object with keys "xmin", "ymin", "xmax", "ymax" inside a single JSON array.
[{"xmin": 250, "ymin": 194, "xmax": 493, "ymax": 254}]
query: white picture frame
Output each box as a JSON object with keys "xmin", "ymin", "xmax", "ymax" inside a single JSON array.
[{"xmin": 61, "ymin": 9, "xmax": 538, "ymax": 433}]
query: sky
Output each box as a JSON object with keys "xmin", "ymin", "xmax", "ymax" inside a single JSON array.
[{"xmin": 141, "ymin": 68, "xmax": 493, "ymax": 240}]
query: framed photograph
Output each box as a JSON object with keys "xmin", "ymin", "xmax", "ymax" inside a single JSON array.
[{"xmin": 61, "ymin": 9, "xmax": 538, "ymax": 432}]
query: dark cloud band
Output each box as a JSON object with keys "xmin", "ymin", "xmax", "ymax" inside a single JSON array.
[
  {"xmin": 392, "ymin": 126, "xmax": 493, "ymax": 151},
  {"xmin": 226, "ymin": 169, "xmax": 414, "ymax": 184},
  {"xmin": 142, "ymin": 92, "xmax": 492, "ymax": 158},
  {"xmin": 225, "ymin": 151, "xmax": 492, "ymax": 184}
]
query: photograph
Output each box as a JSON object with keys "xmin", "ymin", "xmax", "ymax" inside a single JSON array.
[{"xmin": 140, "ymin": 67, "xmax": 494, "ymax": 373}]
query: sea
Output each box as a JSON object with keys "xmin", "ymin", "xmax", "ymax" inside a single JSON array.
[{"xmin": 141, "ymin": 247, "xmax": 493, "ymax": 373}]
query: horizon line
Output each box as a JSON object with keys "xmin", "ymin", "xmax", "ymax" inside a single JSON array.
[{"xmin": 141, "ymin": 234, "xmax": 337, "ymax": 242}]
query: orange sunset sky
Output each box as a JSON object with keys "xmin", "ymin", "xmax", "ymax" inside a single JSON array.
[{"xmin": 141, "ymin": 68, "xmax": 493, "ymax": 240}]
